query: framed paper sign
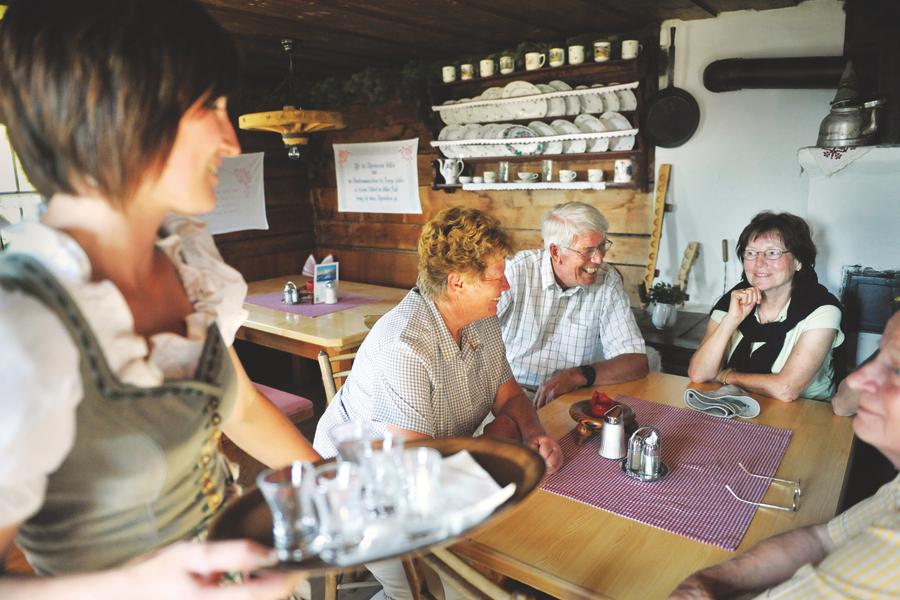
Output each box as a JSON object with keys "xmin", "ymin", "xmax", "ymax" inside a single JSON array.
[{"xmin": 333, "ymin": 138, "xmax": 421, "ymax": 214}]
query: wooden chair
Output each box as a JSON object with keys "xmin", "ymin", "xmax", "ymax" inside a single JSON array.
[
  {"xmin": 317, "ymin": 351, "xmax": 357, "ymax": 405},
  {"xmin": 317, "ymin": 349, "xmax": 427, "ymax": 600}
]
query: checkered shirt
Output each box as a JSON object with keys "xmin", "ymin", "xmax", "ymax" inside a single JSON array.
[
  {"xmin": 757, "ymin": 474, "xmax": 900, "ymax": 598},
  {"xmin": 496, "ymin": 249, "xmax": 645, "ymax": 389},
  {"xmin": 313, "ymin": 289, "xmax": 513, "ymax": 458}
]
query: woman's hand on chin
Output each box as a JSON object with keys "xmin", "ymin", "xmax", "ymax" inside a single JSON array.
[{"xmin": 726, "ymin": 287, "xmax": 761, "ymax": 324}]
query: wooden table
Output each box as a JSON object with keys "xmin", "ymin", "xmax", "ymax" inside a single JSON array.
[
  {"xmin": 452, "ymin": 373, "xmax": 855, "ymax": 600},
  {"xmin": 237, "ymin": 275, "xmax": 408, "ymax": 360}
]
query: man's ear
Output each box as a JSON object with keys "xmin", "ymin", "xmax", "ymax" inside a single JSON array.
[{"xmin": 548, "ymin": 244, "xmax": 561, "ymax": 262}]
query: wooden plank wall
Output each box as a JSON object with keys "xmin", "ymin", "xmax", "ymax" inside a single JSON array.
[
  {"xmin": 311, "ymin": 99, "xmax": 655, "ymax": 306},
  {"xmin": 213, "ymin": 132, "xmax": 316, "ymax": 281}
]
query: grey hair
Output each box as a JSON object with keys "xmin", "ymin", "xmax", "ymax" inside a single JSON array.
[{"xmin": 541, "ymin": 202, "xmax": 610, "ymax": 250}]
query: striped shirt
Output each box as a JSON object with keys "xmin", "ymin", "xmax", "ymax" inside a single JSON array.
[
  {"xmin": 313, "ymin": 289, "xmax": 513, "ymax": 458},
  {"xmin": 758, "ymin": 474, "xmax": 900, "ymax": 599},
  {"xmin": 497, "ymin": 249, "xmax": 645, "ymax": 389}
]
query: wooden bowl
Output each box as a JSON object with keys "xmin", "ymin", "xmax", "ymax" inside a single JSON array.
[{"xmin": 568, "ymin": 400, "xmax": 638, "ymax": 446}]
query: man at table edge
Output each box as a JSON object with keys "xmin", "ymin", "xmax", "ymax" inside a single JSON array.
[
  {"xmin": 668, "ymin": 312, "xmax": 900, "ymax": 599},
  {"xmin": 497, "ymin": 201, "xmax": 648, "ymax": 407}
]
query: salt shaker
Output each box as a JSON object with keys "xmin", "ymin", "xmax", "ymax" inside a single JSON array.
[
  {"xmin": 324, "ymin": 281, "xmax": 338, "ymax": 304},
  {"xmin": 640, "ymin": 431, "xmax": 661, "ymax": 478},
  {"xmin": 283, "ymin": 281, "xmax": 299, "ymax": 305},
  {"xmin": 598, "ymin": 405, "xmax": 626, "ymax": 459}
]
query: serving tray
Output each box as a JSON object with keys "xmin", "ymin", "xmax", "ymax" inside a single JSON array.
[{"xmin": 207, "ymin": 437, "xmax": 545, "ymax": 572}]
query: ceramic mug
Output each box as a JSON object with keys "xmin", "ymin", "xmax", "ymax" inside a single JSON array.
[
  {"xmin": 499, "ymin": 55, "xmax": 515, "ymax": 74},
  {"xmin": 549, "ymin": 47, "xmax": 564, "ymax": 67},
  {"xmin": 559, "ymin": 169, "xmax": 577, "ymax": 182},
  {"xmin": 614, "ymin": 159, "xmax": 633, "ymax": 183},
  {"xmin": 587, "ymin": 168, "xmax": 604, "ymax": 183},
  {"xmin": 441, "ymin": 65, "xmax": 456, "ymax": 83},
  {"xmin": 517, "ymin": 171, "xmax": 539, "ymax": 182},
  {"xmin": 621, "ymin": 40, "xmax": 640, "ymax": 59},
  {"xmin": 460, "ymin": 63, "xmax": 474, "ymax": 80},
  {"xmin": 483, "ymin": 171, "xmax": 497, "ymax": 183},
  {"xmin": 479, "ymin": 58, "xmax": 494, "ymax": 77},
  {"xmin": 593, "ymin": 41, "xmax": 611, "ymax": 62},
  {"xmin": 568, "ymin": 45, "xmax": 585, "ymax": 65},
  {"xmin": 524, "ymin": 52, "xmax": 545, "ymax": 71}
]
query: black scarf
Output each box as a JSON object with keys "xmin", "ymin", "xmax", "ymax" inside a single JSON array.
[{"xmin": 711, "ymin": 273, "xmax": 844, "ymax": 378}]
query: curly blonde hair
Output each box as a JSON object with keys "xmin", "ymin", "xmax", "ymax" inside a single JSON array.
[{"xmin": 417, "ymin": 207, "xmax": 512, "ymax": 300}]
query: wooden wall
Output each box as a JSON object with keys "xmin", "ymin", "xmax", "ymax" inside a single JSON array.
[
  {"xmin": 311, "ymin": 99, "xmax": 655, "ymax": 306},
  {"xmin": 213, "ymin": 132, "xmax": 316, "ymax": 281}
]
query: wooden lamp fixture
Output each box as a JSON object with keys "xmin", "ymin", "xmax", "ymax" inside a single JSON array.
[{"xmin": 238, "ymin": 39, "xmax": 344, "ymax": 159}]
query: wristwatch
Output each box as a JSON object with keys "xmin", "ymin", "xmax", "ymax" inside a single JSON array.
[{"xmin": 578, "ymin": 364, "xmax": 596, "ymax": 387}]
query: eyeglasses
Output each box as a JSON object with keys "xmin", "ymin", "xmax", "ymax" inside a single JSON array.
[
  {"xmin": 724, "ymin": 462, "xmax": 801, "ymax": 512},
  {"xmin": 742, "ymin": 249, "xmax": 791, "ymax": 262},
  {"xmin": 565, "ymin": 239, "xmax": 613, "ymax": 259}
]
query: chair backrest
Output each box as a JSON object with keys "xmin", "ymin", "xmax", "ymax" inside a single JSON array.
[{"xmin": 317, "ymin": 350, "xmax": 356, "ymax": 405}]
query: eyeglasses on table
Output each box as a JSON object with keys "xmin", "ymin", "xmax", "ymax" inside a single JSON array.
[{"xmin": 724, "ymin": 462, "xmax": 802, "ymax": 512}]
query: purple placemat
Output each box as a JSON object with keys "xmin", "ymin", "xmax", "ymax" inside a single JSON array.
[
  {"xmin": 542, "ymin": 396, "xmax": 793, "ymax": 550},
  {"xmin": 245, "ymin": 291, "xmax": 380, "ymax": 317}
]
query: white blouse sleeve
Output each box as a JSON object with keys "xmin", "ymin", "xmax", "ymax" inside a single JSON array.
[
  {"xmin": 160, "ymin": 215, "xmax": 249, "ymax": 347},
  {"xmin": 0, "ymin": 290, "xmax": 82, "ymax": 527}
]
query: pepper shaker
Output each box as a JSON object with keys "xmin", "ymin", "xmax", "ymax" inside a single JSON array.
[
  {"xmin": 640, "ymin": 431, "xmax": 661, "ymax": 479},
  {"xmin": 283, "ymin": 281, "xmax": 299, "ymax": 305}
]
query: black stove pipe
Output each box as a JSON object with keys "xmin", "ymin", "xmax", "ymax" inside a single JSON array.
[{"xmin": 703, "ymin": 57, "xmax": 846, "ymax": 92}]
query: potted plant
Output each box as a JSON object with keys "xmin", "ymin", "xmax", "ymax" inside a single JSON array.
[{"xmin": 646, "ymin": 282, "xmax": 688, "ymax": 329}]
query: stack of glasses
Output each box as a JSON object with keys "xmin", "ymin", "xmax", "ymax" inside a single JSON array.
[{"xmin": 256, "ymin": 422, "xmax": 447, "ymax": 565}]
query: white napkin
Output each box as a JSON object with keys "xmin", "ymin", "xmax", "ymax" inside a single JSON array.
[
  {"xmin": 806, "ymin": 146, "xmax": 872, "ymax": 176},
  {"xmin": 301, "ymin": 253, "xmax": 334, "ymax": 277},
  {"xmin": 684, "ymin": 385, "xmax": 761, "ymax": 419},
  {"xmin": 439, "ymin": 450, "xmax": 516, "ymax": 532}
]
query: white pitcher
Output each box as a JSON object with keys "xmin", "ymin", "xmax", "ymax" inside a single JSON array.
[{"xmin": 437, "ymin": 158, "xmax": 464, "ymax": 185}]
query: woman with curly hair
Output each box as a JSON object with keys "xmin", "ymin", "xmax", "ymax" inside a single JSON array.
[
  {"xmin": 688, "ymin": 212, "xmax": 844, "ymax": 401},
  {"xmin": 312, "ymin": 207, "xmax": 563, "ymax": 599}
]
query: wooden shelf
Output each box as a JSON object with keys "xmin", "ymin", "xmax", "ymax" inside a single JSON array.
[
  {"xmin": 432, "ymin": 60, "xmax": 643, "ymax": 102},
  {"xmin": 454, "ymin": 149, "xmax": 642, "ymax": 164},
  {"xmin": 428, "ymin": 56, "xmax": 656, "ymax": 192}
]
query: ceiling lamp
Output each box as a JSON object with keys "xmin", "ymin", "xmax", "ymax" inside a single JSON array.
[{"xmin": 238, "ymin": 39, "xmax": 344, "ymax": 159}]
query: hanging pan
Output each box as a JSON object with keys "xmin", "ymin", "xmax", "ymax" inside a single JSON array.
[{"xmin": 644, "ymin": 26, "xmax": 700, "ymax": 148}]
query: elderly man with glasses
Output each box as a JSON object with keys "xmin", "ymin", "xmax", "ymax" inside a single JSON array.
[{"xmin": 497, "ymin": 201, "xmax": 648, "ymax": 406}]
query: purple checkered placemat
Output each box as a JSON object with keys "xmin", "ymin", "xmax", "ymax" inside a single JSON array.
[
  {"xmin": 542, "ymin": 395, "xmax": 793, "ymax": 550},
  {"xmin": 245, "ymin": 291, "xmax": 380, "ymax": 318}
]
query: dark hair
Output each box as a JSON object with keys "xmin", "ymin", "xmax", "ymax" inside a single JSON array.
[
  {"xmin": 736, "ymin": 211, "xmax": 817, "ymax": 287},
  {"xmin": 0, "ymin": 0, "xmax": 240, "ymax": 205}
]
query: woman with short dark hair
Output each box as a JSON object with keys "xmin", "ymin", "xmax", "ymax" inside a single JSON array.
[
  {"xmin": 688, "ymin": 212, "xmax": 844, "ymax": 401},
  {"xmin": 0, "ymin": 0, "xmax": 314, "ymax": 596}
]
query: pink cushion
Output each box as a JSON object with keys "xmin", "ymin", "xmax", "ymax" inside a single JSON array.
[{"xmin": 252, "ymin": 382, "xmax": 314, "ymax": 419}]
